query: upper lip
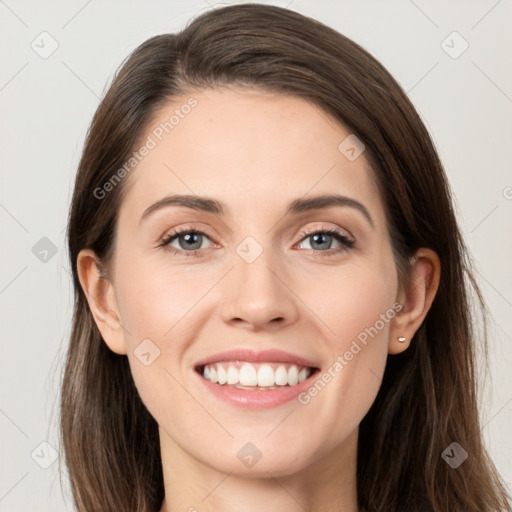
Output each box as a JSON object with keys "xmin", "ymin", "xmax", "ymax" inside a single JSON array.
[{"xmin": 194, "ymin": 349, "xmax": 320, "ymax": 369}]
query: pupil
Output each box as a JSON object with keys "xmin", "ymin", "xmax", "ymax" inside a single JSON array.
[
  {"xmin": 312, "ymin": 233, "xmax": 331, "ymax": 250},
  {"xmin": 181, "ymin": 233, "xmax": 201, "ymax": 250}
]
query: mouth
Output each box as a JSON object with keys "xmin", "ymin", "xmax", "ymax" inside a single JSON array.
[
  {"xmin": 195, "ymin": 361, "xmax": 320, "ymax": 390},
  {"xmin": 193, "ymin": 348, "xmax": 321, "ymax": 408}
]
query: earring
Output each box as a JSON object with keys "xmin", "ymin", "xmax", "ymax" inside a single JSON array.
[{"xmin": 397, "ymin": 336, "xmax": 406, "ymax": 343}]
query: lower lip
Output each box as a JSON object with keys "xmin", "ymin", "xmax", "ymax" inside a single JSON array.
[{"xmin": 195, "ymin": 370, "xmax": 318, "ymax": 409}]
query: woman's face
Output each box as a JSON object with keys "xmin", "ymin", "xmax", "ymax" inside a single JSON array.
[{"xmin": 107, "ymin": 87, "xmax": 401, "ymax": 476}]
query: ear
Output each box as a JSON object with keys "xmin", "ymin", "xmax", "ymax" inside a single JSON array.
[
  {"xmin": 389, "ymin": 248, "xmax": 441, "ymax": 355},
  {"xmin": 76, "ymin": 248, "xmax": 127, "ymax": 355}
]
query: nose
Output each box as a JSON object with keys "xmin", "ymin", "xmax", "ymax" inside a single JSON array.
[{"xmin": 220, "ymin": 248, "xmax": 300, "ymax": 331}]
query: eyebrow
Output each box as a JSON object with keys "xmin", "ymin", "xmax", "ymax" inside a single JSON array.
[{"xmin": 139, "ymin": 193, "xmax": 374, "ymax": 228}]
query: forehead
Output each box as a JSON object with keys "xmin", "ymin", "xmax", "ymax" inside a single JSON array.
[{"xmin": 117, "ymin": 87, "xmax": 383, "ymax": 225}]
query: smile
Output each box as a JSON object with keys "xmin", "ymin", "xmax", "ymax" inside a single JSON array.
[
  {"xmin": 198, "ymin": 361, "xmax": 316, "ymax": 389},
  {"xmin": 193, "ymin": 348, "xmax": 321, "ymax": 408}
]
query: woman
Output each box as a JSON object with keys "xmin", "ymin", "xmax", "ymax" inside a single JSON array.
[{"xmin": 60, "ymin": 3, "xmax": 511, "ymax": 511}]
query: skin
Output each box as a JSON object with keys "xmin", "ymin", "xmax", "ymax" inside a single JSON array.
[{"xmin": 77, "ymin": 87, "xmax": 440, "ymax": 512}]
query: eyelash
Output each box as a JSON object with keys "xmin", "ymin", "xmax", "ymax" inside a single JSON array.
[{"xmin": 158, "ymin": 225, "xmax": 355, "ymax": 258}]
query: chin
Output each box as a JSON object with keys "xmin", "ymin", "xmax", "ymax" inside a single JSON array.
[{"xmin": 194, "ymin": 437, "xmax": 317, "ymax": 478}]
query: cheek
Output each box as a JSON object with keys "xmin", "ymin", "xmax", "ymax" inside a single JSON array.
[
  {"xmin": 113, "ymin": 259, "xmax": 216, "ymax": 401},
  {"xmin": 295, "ymin": 254, "xmax": 397, "ymax": 422},
  {"xmin": 113, "ymin": 260, "xmax": 197, "ymax": 426},
  {"xmin": 114, "ymin": 257, "xmax": 207, "ymax": 343},
  {"xmin": 330, "ymin": 274, "xmax": 396, "ymax": 343},
  {"xmin": 303, "ymin": 252, "xmax": 398, "ymax": 348}
]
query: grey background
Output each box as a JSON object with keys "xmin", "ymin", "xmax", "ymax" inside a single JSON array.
[{"xmin": 1, "ymin": 0, "xmax": 511, "ymax": 510}]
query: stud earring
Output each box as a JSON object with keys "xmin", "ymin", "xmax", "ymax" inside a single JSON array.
[{"xmin": 397, "ymin": 336, "xmax": 406, "ymax": 343}]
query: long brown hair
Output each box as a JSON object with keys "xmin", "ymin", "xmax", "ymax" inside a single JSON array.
[{"xmin": 60, "ymin": 4, "xmax": 511, "ymax": 511}]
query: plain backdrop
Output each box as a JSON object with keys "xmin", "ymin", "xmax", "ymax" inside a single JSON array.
[{"xmin": 1, "ymin": 1, "xmax": 511, "ymax": 510}]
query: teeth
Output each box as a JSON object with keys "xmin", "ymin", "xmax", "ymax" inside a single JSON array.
[
  {"xmin": 298, "ymin": 367, "xmax": 309, "ymax": 383},
  {"xmin": 288, "ymin": 365, "xmax": 299, "ymax": 386},
  {"xmin": 217, "ymin": 365, "xmax": 227, "ymax": 385},
  {"xmin": 275, "ymin": 365, "xmax": 288, "ymax": 386},
  {"xmin": 226, "ymin": 365, "xmax": 238, "ymax": 385},
  {"xmin": 239, "ymin": 363, "xmax": 257, "ymax": 386},
  {"xmin": 201, "ymin": 361, "xmax": 313, "ymax": 388},
  {"xmin": 257, "ymin": 364, "xmax": 274, "ymax": 387}
]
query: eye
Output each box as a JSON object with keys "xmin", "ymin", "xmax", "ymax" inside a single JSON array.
[
  {"xmin": 296, "ymin": 226, "xmax": 355, "ymax": 256},
  {"xmin": 159, "ymin": 227, "xmax": 214, "ymax": 257}
]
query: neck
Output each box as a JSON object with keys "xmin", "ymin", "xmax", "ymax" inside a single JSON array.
[{"xmin": 159, "ymin": 427, "xmax": 360, "ymax": 512}]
